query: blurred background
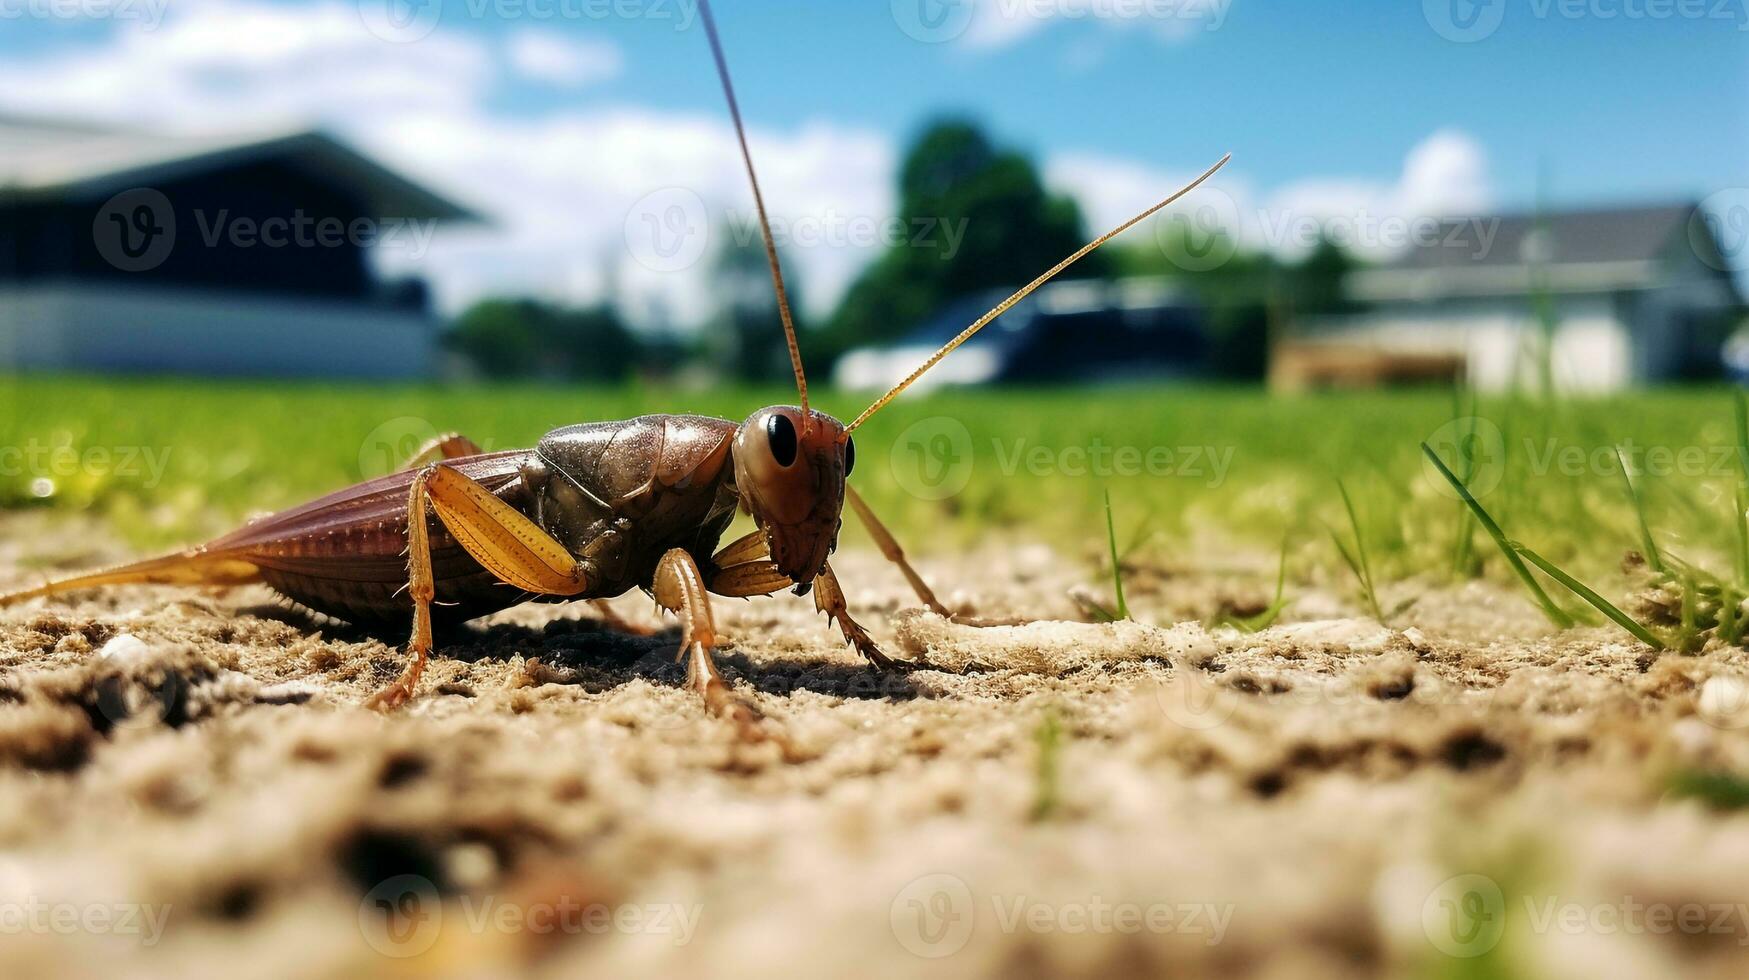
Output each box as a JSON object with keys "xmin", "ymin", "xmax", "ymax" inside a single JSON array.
[{"xmin": 0, "ymin": 0, "xmax": 1743, "ymax": 392}]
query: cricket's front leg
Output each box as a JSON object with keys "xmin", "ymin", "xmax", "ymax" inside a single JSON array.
[
  {"xmin": 653, "ymin": 548, "xmax": 779, "ymax": 745},
  {"xmin": 814, "ymin": 562, "xmax": 932, "ymax": 673},
  {"xmin": 705, "ymin": 531, "xmax": 929, "ymax": 673},
  {"xmin": 367, "ymin": 463, "xmax": 594, "ymax": 711}
]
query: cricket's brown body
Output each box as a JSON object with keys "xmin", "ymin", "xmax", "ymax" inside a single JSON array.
[{"xmin": 204, "ymin": 416, "xmax": 744, "ymax": 626}]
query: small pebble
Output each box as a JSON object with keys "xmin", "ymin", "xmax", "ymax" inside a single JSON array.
[{"xmin": 98, "ymin": 634, "xmax": 151, "ymax": 664}]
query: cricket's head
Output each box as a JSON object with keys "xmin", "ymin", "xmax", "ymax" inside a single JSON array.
[{"xmin": 733, "ymin": 406, "xmax": 854, "ymax": 589}]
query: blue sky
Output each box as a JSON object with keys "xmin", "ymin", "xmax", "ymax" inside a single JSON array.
[
  {"xmin": 493, "ymin": 0, "xmax": 1748, "ymax": 209},
  {"xmin": 3, "ymin": 0, "xmax": 1744, "ymax": 317}
]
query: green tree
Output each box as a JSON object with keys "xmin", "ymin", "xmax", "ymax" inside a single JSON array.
[
  {"xmin": 705, "ymin": 232, "xmax": 808, "ymax": 383},
  {"xmin": 821, "ymin": 119, "xmax": 1101, "ymax": 363},
  {"xmin": 1282, "ymin": 236, "xmax": 1356, "ymax": 318},
  {"xmin": 446, "ymin": 298, "xmax": 639, "ymax": 381}
]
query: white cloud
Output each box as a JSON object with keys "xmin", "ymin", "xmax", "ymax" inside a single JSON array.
[
  {"xmin": 0, "ymin": 0, "xmax": 488, "ymax": 131},
  {"xmin": 505, "ymin": 28, "xmax": 623, "ymax": 88},
  {"xmin": 1261, "ymin": 129, "xmax": 1493, "ymax": 256},
  {"xmin": 365, "ymin": 109, "xmax": 893, "ymax": 326},
  {"xmin": 1047, "ymin": 129, "xmax": 1494, "ymax": 261},
  {"xmin": 1046, "ymin": 149, "xmax": 1253, "ymax": 243},
  {"xmin": 1393, "ymin": 128, "xmax": 1492, "ymax": 217},
  {"xmin": 961, "ymin": 0, "xmax": 1231, "ymax": 50}
]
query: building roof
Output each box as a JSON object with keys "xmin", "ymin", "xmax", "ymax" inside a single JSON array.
[
  {"xmin": 0, "ymin": 114, "xmax": 479, "ymax": 222},
  {"xmin": 1395, "ymin": 203, "xmax": 1697, "ymax": 271},
  {"xmin": 1349, "ymin": 201, "xmax": 1733, "ymax": 303}
]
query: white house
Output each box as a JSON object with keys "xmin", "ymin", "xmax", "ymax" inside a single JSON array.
[
  {"xmin": 0, "ymin": 115, "xmax": 477, "ymax": 378},
  {"xmin": 1296, "ymin": 203, "xmax": 1743, "ymax": 392}
]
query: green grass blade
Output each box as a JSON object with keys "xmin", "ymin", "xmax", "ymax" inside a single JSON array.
[
  {"xmin": 1514, "ymin": 544, "xmax": 1665, "ymax": 650},
  {"xmin": 1102, "ymin": 489, "xmax": 1129, "ymax": 622},
  {"xmin": 1327, "ymin": 522, "xmax": 1383, "ymax": 622},
  {"xmin": 1450, "ymin": 396, "xmax": 1486, "ymax": 577},
  {"xmin": 1421, "ymin": 441, "xmax": 1574, "ymax": 629},
  {"xmin": 1614, "ymin": 446, "xmax": 1663, "ymax": 573},
  {"xmin": 1735, "ymin": 485, "xmax": 1749, "ymax": 590},
  {"xmin": 1261, "ymin": 541, "xmax": 1290, "ymax": 620},
  {"xmin": 1332, "ymin": 479, "xmax": 1385, "ymax": 621},
  {"xmin": 1663, "ymin": 550, "xmax": 1728, "ymax": 589},
  {"xmin": 1335, "ymin": 479, "xmax": 1376, "ymax": 597},
  {"xmin": 1668, "ymin": 769, "xmax": 1749, "ymax": 811},
  {"xmin": 1222, "ymin": 537, "xmax": 1291, "ymax": 633},
  {"xmin": 1722, "ymin": 583, "xmax": 1745, "ymax": 645},
  {"xmin": 1735, "ymin": 389, "xmax": 1749, "ymax": 485},
  {"xmin": 1677, "ymin": 569, "xmax": 1701, "ymax": 653},
  {"xmin": 1030, "ymin": 708, "xmax": 1063, "ymax": 822},
  {"xmin": 1451, "ymin": 408, "xmax": 1479, "ymax": 577},
  {"xmin": 1732, "ymin": 391, "xmax": 1749, "ymax": 588},
  {"xmin": 1327, "ymin": 524, "xmax": 1362, "ymax": 579}
]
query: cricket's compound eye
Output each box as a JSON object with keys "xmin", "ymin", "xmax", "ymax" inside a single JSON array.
[
  {"xmin": 733, "ymin": 406, "xmax": 851, "ymax": 582},
  {"xmin": 843, "ymin": 436, "xmax": 856, "ymax": 476},
  {"xmin": 766, "ymin": 413, "xmax": 798, "ymax": 467}
]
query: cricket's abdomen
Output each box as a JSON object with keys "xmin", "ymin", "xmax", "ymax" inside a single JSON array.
[{"xmin": 212, "ymin": 451, "xmax": 535, "ymax": 626}]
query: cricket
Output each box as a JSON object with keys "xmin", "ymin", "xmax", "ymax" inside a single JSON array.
[{"xmin": 0, "ymin": 2, "xmax": 1228, "ymax": 734}]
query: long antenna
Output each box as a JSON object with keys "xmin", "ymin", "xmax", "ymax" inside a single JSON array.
[
  {"xmin": 698, "ymin": 0, "xmax": 810, "ymax": 427},
  {"xmin": 844, "ymin": 152, "xmax": 1232, "ymax": 434}
]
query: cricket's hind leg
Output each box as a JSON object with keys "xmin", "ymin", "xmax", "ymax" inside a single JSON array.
[
  {"xmin": 588, "ymin": 599, "xmax": 658, "ymax": 637},
  {"xmin": 367, "ymin": 461, "xmax": 595, "ymax": 711},
  {"xmin": 0, "ymin": 551, "xmax": 263, "ymax": 609}
]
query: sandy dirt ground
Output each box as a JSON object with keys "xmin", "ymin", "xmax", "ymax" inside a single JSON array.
[{"xmin": 4, "ymin": 512, "xmax": 1749, "ymax": 979}]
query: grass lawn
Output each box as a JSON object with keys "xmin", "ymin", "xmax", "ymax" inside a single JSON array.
[{"xmin": 2, "ymin": 375, "xmax": 1746, "ymax": 594}]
